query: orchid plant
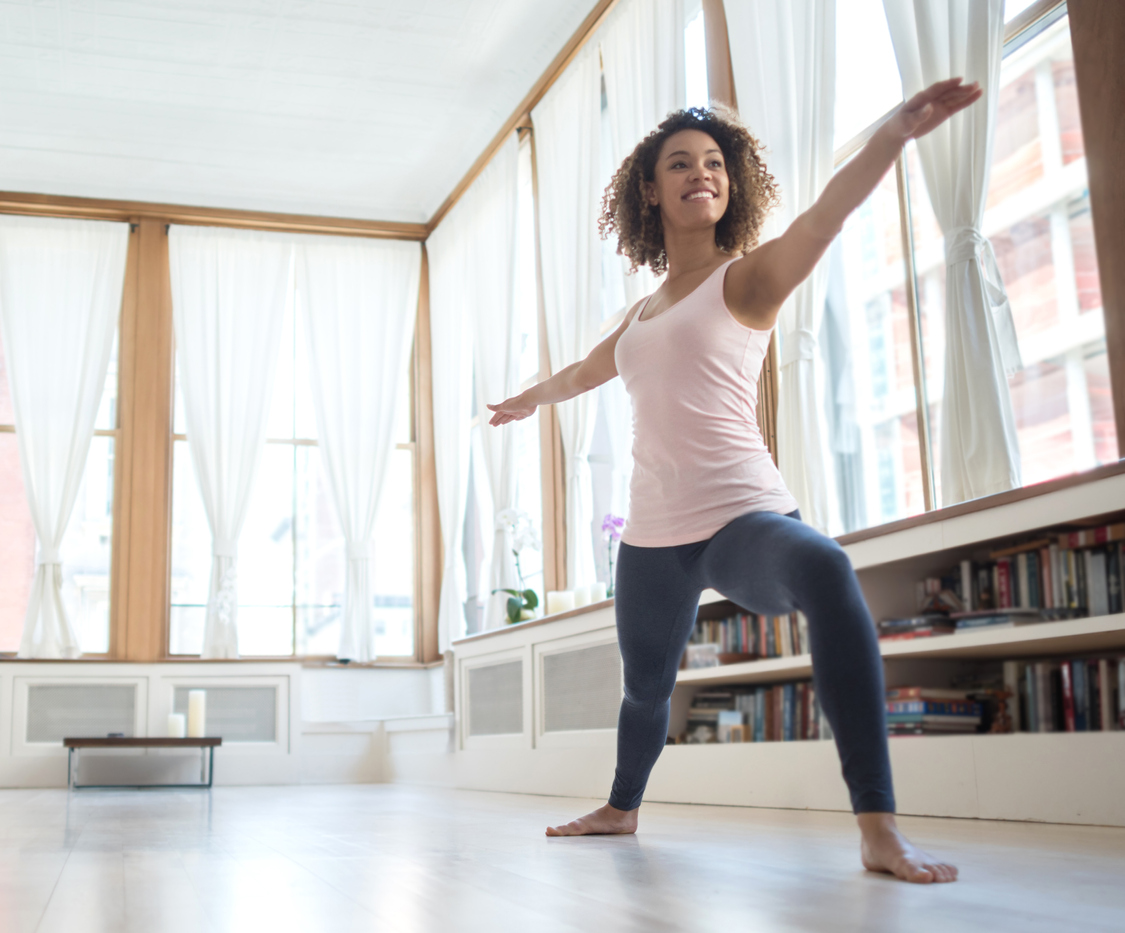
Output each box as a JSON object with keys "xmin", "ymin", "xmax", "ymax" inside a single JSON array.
[
  {"xmin": 602, "ymin": 513, "xmax": 624, "ymax": 597},
  {"xmin": 492, "ymin": 508, "xmax": 541, "ymax": 624}
]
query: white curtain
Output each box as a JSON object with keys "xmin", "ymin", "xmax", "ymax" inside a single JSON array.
[
  {"xmin": 467, "ymin": 138, "xmax": 522, "ymax": 629},
  {"xmin": 297, "ymin": 236, "xmax": 421, "ymax": 661},
  {"xmin": 169, "ymin": 226, "xmax": 292, "ymax": 659},
  {"xmin": 533, "ymin": 43, "xmax": 603, "ymax": 590},
  {"xmin": 599, "ymin": 0, "xmax": 688, "ymax": 306},
  {"xmin": 883, "ymin": 0, "xmax": 1021, "ymax": 504},
  {"xmin": 725, "ymin": 0, "xmax": 837, "ymax": 533},
  {"xmin": 0, "ymin": 216, "xmax": 128, "ymax": 659},
  {"xmin": 425, "ymin": 232, "xmax": 473, "ymax": 650}
]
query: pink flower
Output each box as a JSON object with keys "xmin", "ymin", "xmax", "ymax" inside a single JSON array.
[{"xmin": 602, "ymin": 513, "xmax": 625, "ymax": 542}]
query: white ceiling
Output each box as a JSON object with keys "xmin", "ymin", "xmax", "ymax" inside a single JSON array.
[{"xmin": 0, "ymin": 0, "xmax": 599, "ymax": 223}]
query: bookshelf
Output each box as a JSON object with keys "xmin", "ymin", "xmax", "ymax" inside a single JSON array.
[
  {"xmin": 671, "ymin": 464, "xmax": 1125, "ymax": 744},
  {"xmin": 677, "ymin": 612, "xmax": 1125, "ymax": 689}
]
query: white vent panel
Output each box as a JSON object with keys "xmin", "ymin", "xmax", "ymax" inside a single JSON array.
[
  {"xmin": 27, "ymin": 684, "xmax": 137, "ymax": 743},
  {"xmin": 467, "ymin": 661, "xmax": 523, "ymax": 736},
  {"xmin": 173, "ymin": 686, "xmax": 277, "ymax": 743},
  {"xmin": 543, "ymin": 643, "xmax": 622, "ymax": 733}
]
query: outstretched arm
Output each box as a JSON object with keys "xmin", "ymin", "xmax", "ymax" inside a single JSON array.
[
  {"xmin": 487, "ymin": 300, "xmax": 642, "ymax": 426},
  {"xmin": 726, "ymin": 77, "xmax": 983, "ymax": 329}
]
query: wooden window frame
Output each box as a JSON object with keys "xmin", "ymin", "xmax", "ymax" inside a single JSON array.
[{"xmin": 0, "ymin": 197, "xmax": 434, "ymax": 664}]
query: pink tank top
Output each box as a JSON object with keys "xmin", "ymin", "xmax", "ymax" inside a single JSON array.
[{"xmin": 614, "ymin": 258, "xmax": 798, "ymax": 547}]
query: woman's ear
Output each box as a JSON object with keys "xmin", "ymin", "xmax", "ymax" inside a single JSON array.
[{"xmin": 643, "ymin": 180, "xmax": 658, "ymax": 206}]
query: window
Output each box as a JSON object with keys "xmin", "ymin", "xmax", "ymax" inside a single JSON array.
[
  {"xmin": 825, "ymin": 3, "xmax": 1114, "ymax": 533},
  {"xmin": 0, "ymin": 326, "xmax": 118, "ymax": 654},
  {"xmin": 169, "ymin": 265, "xmax": 416, "ymax": 658},
  {"xmin": 461, "ymin": 135, "xmax": 543, "ymax": 638}
]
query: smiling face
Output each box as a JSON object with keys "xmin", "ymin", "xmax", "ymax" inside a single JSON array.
[{"xmin": 644, "ymin": 129, "xmax": 730, "ymax": 234}]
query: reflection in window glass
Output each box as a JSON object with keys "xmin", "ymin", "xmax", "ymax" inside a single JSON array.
[{"xmin": 821, "ymin": 163, "xmax": 925, "ymax": 532}]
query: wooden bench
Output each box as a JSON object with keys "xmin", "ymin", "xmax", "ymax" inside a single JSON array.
[{"xmin": 63, "ymin": 737, "xmax": 222, "ymax": 789}]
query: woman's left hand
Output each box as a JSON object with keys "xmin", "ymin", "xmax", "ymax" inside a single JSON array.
[{"xmin": 883, "ymin": 77, "xmax": 984, "ymax": 142}]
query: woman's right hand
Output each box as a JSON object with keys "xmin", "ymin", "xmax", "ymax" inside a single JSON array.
[{"xmin": 487, "ymin": 394, "xmax": 537, "ymax": 426}]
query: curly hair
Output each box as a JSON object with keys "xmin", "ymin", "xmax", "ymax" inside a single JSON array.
[{"xmin": 599, "ymin": 105, "xmax": 780, "ymax": 276}]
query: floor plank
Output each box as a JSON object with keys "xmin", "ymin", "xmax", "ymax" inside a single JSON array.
[{"xmin": 0, "ymin": 785, "xmax": 1120, "ymax": 933}]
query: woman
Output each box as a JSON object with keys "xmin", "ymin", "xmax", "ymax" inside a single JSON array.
[{"xmin": 488, "ymin": 79, "xmax": 980, "ymax": 884}]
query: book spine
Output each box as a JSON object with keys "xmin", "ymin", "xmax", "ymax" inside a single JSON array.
[
  {"xmin": 978, "ymin": 565, "xmax": 994, "ymax": 609},
  {"xmin": 998, "ymin": 559, "xmax": 1012, "ymax": 609},
  {"xmin": 1039, "ymin": 546, "xmax": 1052, "ymax": 609},
  {"xmin": 1066, "ymin": 550, "xmax": 1077, "ymax": 608},
  {"xmin": 1049, "ymin": 543, "xmax": 1062, "ymax": 608},
  {"xmin": 1090, "ymin": 550, "xmax": 1110, "ymax": 617},
  {"xmin": 1088, "ymin": 660, "xmax": 1101, "ymax": 732},
  {"xmin": 1036, "ymin": 663, "xmax": 1053, "ymax": 732},
  {"xmin": 1120, "ymin": 658, "xmax": 1125, "ymax": 730},
  {"xmin": 1016, "ymin": 553, "xmax": 1028, "ymax": 608},
  {"xmin": 1027, "ymin": 551, "xmax": 1040, "ymax": 608},
  {"xmin": 1078, "ymin": 550, "xmax": 1090, "ymax": 609},
  {"xmin": 1025, "ymin": 664, "xmax": 1037, "ymax": 732},
  {"xmin": 1003, "ymin": 661, "xmax": 1022, "ymax": 734},
  {"xmin": 1060, "ymin": 662, "xmax": 1076, "ymax": 732},
  {"xmin": 1096, "ymin": 659, "xmax": 1110, "ymax": 731},
  {"xmin": 1109, "ymin": 545, "xmax": 1123, "ymax": 615},
  {"xmin": 960, "ymin": 559, "xmax": 973, "ymax": 611},
  {"xmin": 1074, "ymin": 660, "xmax": 1088, "ymax": 731}
]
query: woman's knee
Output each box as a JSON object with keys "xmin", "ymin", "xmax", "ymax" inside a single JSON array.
[{"xmin": 795, "ymin": 535, "xmax": 855, "ymax": 586}]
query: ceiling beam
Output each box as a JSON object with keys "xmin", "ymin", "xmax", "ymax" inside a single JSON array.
[
  {"xmin": 0, "ymin": 190, "xmax": 427, "ymax": 240},
  {"xmin": 425, "ymin": 0, "xmax": 621, "ymax": 234}
]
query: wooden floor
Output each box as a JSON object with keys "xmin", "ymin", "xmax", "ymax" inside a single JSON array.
[{"xmin": 0, "ymin": 785, "xmax": 1122, "ymax": 933}]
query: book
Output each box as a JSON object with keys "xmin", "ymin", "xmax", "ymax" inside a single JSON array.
[
  {"xmin": 880, "ymin": 626, "xmax": 955, "ymax": 640},
  {"xmin": 1016, "ymin": 553, "xmax": 1028, "ymax": 608},
  {"xmin": 977, "ymin": 564, "xmax": 995, "ymax": 609},
  {"xmin": 1108, "ymin": 545, "xmax": 1122, "ymax": 615},
  {"xmin": 1003, "ymin": 661, "xmax": 1022, "ymax": 734},
  {"xmin": 1035, "ymin": 663, "xmax": 1053, "ymax": 732},
  {"xmin": 960, "ymin": 559, "xmax": 973, "ymax": 612},
  {"xmin": 1048, "ymin": 543, "xmax": 1062, "ymax": 609},
  {"xmin": 886, "ymin": 700, "xmax": 981, "ymax": 716},
  {"xmin": 1098, "ymin": 659, "xmax": 1113, "ymax": 731},
  {"xmin": 1060, "ymin": 662, "xmax": 1076, "ymax": 732},
  {"xmin": 998, "ymin": 558, "xmax": 1012, "ymax": 609},
  {"xmin": 1088, "ymin": 549, "xmax": 1109, "ymax": 617},
  {"xmin": 885, "ymin": 687, "xmax": 971, "ymax": 700},
  {"xmin": 717, "ymin": 709, "xmax": 744, "ymax": 743},
  {"xmin": 1039, "ymin": 546, "xmax": 1053, "ymax": 609},
  {"xmin": 1056, "ymin": 521, "xmax": 1125, "ymax": 550},
  {"xmin": 1073, "ymin": 659, "xmax": 1088, "ymax": 731}
]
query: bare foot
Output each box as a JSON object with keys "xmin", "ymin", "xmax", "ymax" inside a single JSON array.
[
  {"xmin": 545, "ymin": 802, "xmax": 638, "ymax": 837},
  {"xmin": 858, "ymin": 813, "xmax": 958, "ymax": 883}
]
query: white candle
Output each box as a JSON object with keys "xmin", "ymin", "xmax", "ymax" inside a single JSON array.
[
  {"xmin": 589, "ymin": 581, "xmax": 608, "ymax": 602},
  {"xmin": 167, "ymin": 713, "xmax": 186, "ymax": 738},
  {"xmin": 573, "ymin": 585, "xmax": 591, "ymax": 608},
  {"xmin": 546, "ymin": 590, "xmax": 576, "ymax": 615},
  {"xmin": 186, "ymin": 690, "xmax": 207, "ymax": 738}
]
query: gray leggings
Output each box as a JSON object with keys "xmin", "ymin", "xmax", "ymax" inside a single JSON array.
[{"xmin": 609, "ymin": 509, "xmax": 894, "ymax": 814}]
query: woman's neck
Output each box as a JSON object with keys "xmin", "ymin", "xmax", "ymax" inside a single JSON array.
[{"xmin": 663, "ymin": 223, "xmax": 727, "ymax": 281}]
